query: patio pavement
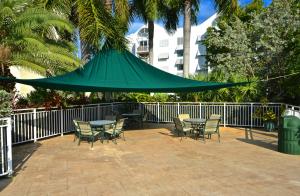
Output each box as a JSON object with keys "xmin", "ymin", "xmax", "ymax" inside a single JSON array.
[{"xmin": 1, "ymin": 124, "xmax": 300, "ymax": 196}]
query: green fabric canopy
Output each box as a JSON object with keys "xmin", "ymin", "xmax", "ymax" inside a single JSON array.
[{"xmin": 0, "ymin": 49, "xmax": 247, "ymax": 92}]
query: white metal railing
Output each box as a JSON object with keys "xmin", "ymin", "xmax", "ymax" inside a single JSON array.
[
  {"xmin": 2, "ymin": 101, "xmax": 297, "ymax": 176},
  {"xmin": 141, "ymin": 102, "xmax": 283, "ymax": 128},
  {"xmin": 11, "ymin": 102, "xmax": 138, "ymax": 145},
  {"xmin": 7, "ymin": 102, "xmax": 299, "ymax": 145},
  {"xmin": 0, "ymin": 118, "xmax": 13, "ymax": 176}
]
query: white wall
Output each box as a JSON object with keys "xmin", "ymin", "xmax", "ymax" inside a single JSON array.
[{"xmin": 127, "ymin": 13, "xmax": 217, "ymax": 76}]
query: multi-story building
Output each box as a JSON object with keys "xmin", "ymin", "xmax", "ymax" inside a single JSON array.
[{"xmin": 126, "ymin": 13, "xmax": 217, "ymax": 76}]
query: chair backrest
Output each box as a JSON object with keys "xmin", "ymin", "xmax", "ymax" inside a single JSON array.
[
  {"xmin": 173, "ymin": 118, "xmax": 184, "ymax": 132},
  {"xmin": 77, "ymin": 121, "xmax": 92, "ymax": 135},
  {"xmin": 73, "ymin": 119, "xmax": 80, "ymax": 132},
  {"xmin": 178, "ymin": 114, "xmax": 190, "ymax": 121},
  {"xmin": 204, "ymin": 119, "xmax": 220, "ymax": 133},
  {"xmin": 105, "ymin": 115, "xmax": 116, "ymax": 120},
  {"xmin": 210, "ymin": 114, "xmax": 221, "ymax": 120},
  {"xmin": 115, "ymin": 118, "xmax": 126, "ymax": 132}
]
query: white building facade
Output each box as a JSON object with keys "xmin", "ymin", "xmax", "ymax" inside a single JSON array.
[{"xmin": 126, "ymin": 13, "xmax": 217, "ymax": 76}]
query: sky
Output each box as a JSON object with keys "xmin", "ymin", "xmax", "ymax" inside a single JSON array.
[{"xmin": 127, "ymin": 0, "xmax": 272, "ymax": 34}]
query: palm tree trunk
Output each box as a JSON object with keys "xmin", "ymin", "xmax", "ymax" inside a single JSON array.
[
  {"xmin": 183, "ymin": 0, "xmax": 191, "ymax": 78},
  {"xmin": 148, "ymin": 20, "xmax": 154, "ymax": 65}
]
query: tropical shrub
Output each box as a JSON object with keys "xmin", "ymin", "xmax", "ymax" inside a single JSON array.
[
  {"xmin": 204, "ymin": 0, "xmax": 300, "ymax": 104},
  {"xmin": 0, "ymin": 90, "xmax": 12, "ymax": 117}
]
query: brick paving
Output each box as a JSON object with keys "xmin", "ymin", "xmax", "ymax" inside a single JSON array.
[{"xmin": 1, "ymin": 124, "xmax": 300, "ymax": 196}]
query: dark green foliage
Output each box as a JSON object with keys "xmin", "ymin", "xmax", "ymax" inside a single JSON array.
[
  {"xmin": 0, "ymin": 90, "xmax": 12, "ymax": 117},
  {"xmin": 0, "ymin": 0, "xmax": 80, "ymax": 76},
  {"xmin": 178, "ymin": 72, "xmax": 259, "ymax": 102},
  {"xmin": 116, "ymin": 93, "xmax": 171, "ymax": 102},
  {"xmin": 204, "ymin": 0, "xmax": 300, "ymax": 104}
]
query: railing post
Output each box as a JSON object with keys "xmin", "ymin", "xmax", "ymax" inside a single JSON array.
[
  {"xmin": 223, "ymin": 103, "xmax": 226, "ymax": 127},
  {"xmin": 6, "ymin": 118, "xmax": 13, "ymax": 176},
  {"xmin": 139, "ymin": 102, "xmax": 142, "ymax": 114},
  {"xmin": 97, "ymin": 104, "xmax": 100, "ymax": 119},
  {"xmin": 33, "ymin": 109, "xmax": 37, "ymax": 142},
  {"xmin": 199, "ymin": 102, "xmax": 202, "ymax": 119},
  {"xmin": 157, "ymin": 102, "xmax": 160, "ymax": 124},
  {"xmin": 177, "ymin": 103, "xmax": 180, "ymax": 115},
  {"xmin": 60, "ymin": 109, "xmax": 64, "ymax": 136},
  {"xmin": 250, "ymin": 103, "xmax": 253, "ymax": 129},
  {"xmin": 81, "ymin": 105, "xmax": 84, "ymax": 121},
  {"xmin": 111, "ymin": 103, "xmax": 114, "ymax": 113}
]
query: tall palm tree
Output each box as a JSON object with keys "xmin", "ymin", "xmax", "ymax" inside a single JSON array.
[
  {"xmin": 44, "ymin": 0, "xmax": 130, "ymax": 60},
  {"xmin": 131, "ymin": 1, "xmax": 179, "ymax": 65},
  {"xmin": 131, "ymin": 0, "xmax": 159, "ymax": 64},
  {"xmin": 168, "ymin": 0, "xmax": 238, "ymax": 78},
  {"xmin": 0, "ymin": 0, "xmax": 80, "ymax": 77}
]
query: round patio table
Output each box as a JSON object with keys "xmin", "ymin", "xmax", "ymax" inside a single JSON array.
[
  {"xmin": 183, "ymin": 118, "xmax": 206, "ymax": 125},
  {"xmin": 89, "ymin": 120, "xmax": 115, "ymax": 127},
  {"xmin": 121, "ymin": 113, "xmax": 141, "ymax": 117},
  {"xmin": 183, "ymin": 118, "xmax": 206, "ymax": 140},
  {"xmin": 90, "ymin": 120, "xmax": 116, "ymax": 142}
]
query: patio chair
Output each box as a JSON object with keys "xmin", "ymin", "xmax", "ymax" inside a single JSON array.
[
  {"xmin": 173, "ymin": 117, "xmax": 193, "ymax": 141},
  {"xmin": 199, "ymin": 118, "xmax": 221, "ymax": 143},
  {"xmin": 104, "ymin": 118, "xmax": 126, "ymax": 143},
  {"xmin": 178, "ymin": 113, "xmax": 192, "ymax": 128},
  {"xmin": 104, "ymin": 115, "xmax": 116, "ymax": 130},
  {"xmin": 73, "ymin": 119, "xmax": 80, "ymax": 142},
  {"xmin": 77, "ymin": 121, "xmax": 100, "ymax": 148},
  {"xmin": 210, "ymin": 114, "xmax": 221, "ymax": 120}
]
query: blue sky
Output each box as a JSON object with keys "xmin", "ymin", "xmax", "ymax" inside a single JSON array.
[{"xmin": 127, "ymin": 0, "xmax": 272, "ymax": 34}]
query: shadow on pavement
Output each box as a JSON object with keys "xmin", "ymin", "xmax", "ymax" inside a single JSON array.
[{"xmin": 0, "ymin": 142, "xmax": 42, "ymax": 191}]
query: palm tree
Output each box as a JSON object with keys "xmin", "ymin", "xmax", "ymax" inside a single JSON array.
[
  {"xmin": 43, "ymin": 0, "xmax": 130, "ymax": 60},
  {"xmin": 0, "ymin": 0, "xmax": 80, "ymax": 77},
  {"xmin": 168, "ymin": 0, "xmax": 238, "ymax": 78},
  {"xmin": 131, "ymin": 1, "xmax": 180, "ymax": 65},
  {"xmin": 131, "ymin": 1, "xmax": 158, "ymax": 64}
]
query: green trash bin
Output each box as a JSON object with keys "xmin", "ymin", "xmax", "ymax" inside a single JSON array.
[{"xmin": 278, "ymin": 115, "xmax": 300, "ymax": 155}]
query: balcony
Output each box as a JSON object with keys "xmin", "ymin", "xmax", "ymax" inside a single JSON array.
[
  {"xmin": 175, "ymin": 58, "xmax": 183, "ymax": 65},
  {"xmin": 175, "ymin": 44, "xmax": 183, "ymax": 51},
  {"xmin": 137, "ymin": 46, "xmax": 149, "ymax": 54}
]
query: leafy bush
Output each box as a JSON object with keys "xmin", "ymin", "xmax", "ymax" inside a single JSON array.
[
  {"xmin": 116, "ymin": 93, "xmax": 172, "ymax": 102},
  {"xmin": 25, "ymin": 88, "xmax": 66, "ymax": 109},
  {"xmin": 0, "ymin": 90, "xmax": 12, "ymax": 117}
]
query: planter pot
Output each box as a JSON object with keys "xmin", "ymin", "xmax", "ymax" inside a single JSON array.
[{"xmin": 264, "ymin": 121, "xmax": 275, "ymax": 132}]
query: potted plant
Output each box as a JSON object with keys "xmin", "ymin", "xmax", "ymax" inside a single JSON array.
[{"xmin": 262, "ymin": 110, "xmax": 276, "ymax": 132}]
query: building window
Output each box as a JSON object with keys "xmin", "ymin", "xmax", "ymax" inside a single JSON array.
[
  {"xmin": 139, "ymin": 40, "xmax": 148, "ymax": 47},
  {"xmin": 177, "ymin": 37, "xmax": 183, "ymax": 45},
  {"xmin": 159, "ymin": 39, "xmax": 169, "ymax": 47},
  {"xmin": 176, "ymin": 64, "xmax": 183, "ymax": 71},
  {"xmin": 177, "ymin": 50, "xmax": 183, "ymax": 57}
]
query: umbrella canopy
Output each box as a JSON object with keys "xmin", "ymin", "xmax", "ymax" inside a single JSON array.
[{"xmin": 0, "ymin": 49, "xmax": 247, "ymax": 92}]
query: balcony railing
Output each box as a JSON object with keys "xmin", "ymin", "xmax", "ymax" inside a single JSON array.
[
  {"xmin": 137, "ymin": 46, "xmax": 149, "ymax": 53},
  {"xmin": 175, "ymin": 58, "xmax": 183, "ymax": 65}
]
